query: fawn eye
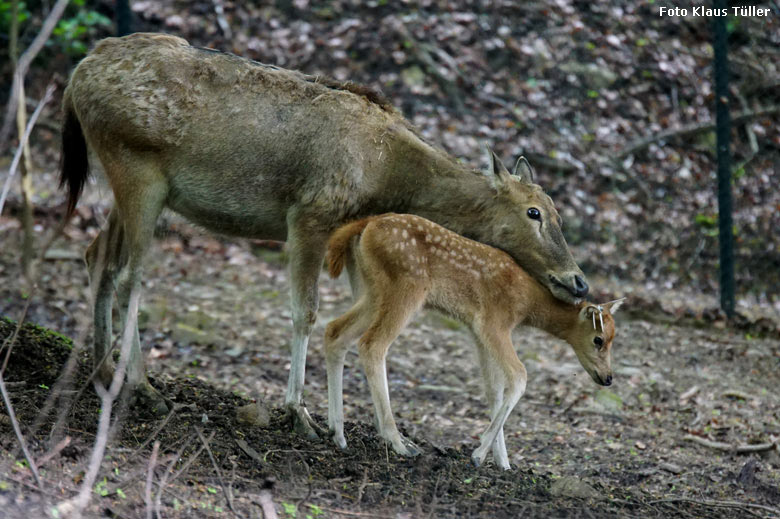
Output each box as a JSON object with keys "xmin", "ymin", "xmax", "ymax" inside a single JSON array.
[
  {"xmin": 594, "ymin": 336, "xmax": 604, "ymax": 349},
  {"xmin": 527, "ymin": 207, "xmax": 541, "ymax": 220}
]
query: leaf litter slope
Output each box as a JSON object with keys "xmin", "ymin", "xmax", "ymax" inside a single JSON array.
[{"xmin": 0, "ymin": 227, "xmax": 778, "ymax": 518}]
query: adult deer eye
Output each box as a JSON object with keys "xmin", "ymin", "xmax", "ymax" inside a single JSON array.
[
  {"xmin": 594, "ymin": 336, "xmax": 604, "ymax": 349},
  {"xmin": 527, "ymin": 207, "xmax": 541, "ymax": 220}
]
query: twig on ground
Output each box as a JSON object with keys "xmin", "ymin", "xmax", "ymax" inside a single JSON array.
[
  {"xmin": 0, "ymin": 368, "xmax": 43, "ymax": 488},
  {"xmin": 290, "ymin": 449, "xmax": 313, "ymax": 513},
  {"xmin": 196, "ymin": 428, "xmax": 243, "ymax": 519},
  {"xmin": 36, "ymin": 435, "xmax": 71, "ymax": 468},
  {"xmin": 426, "ymin": 473, "xmax": 443, "ymax": 519},
  {"xmin": 648, "ymin": 497, "xmax": 778, "ymax": 517},
  {"xmin": 145, "ymin": 441, "xmax": 160, "ymax": 519},
  {"xmin": 614, "ymin": 105, "xmax": 780, "ymax": 160},
  {"xmin": 168, "ymin": 432, "xmax": 213, "ymax": 486},
  {"xmin": 683, "ymin": 434, "xmax": 777, "ymax": 453},
  {"xmin": 0, "ymin": 0, "xmax": 69, "ymax": 154},
  {"xmin": 311, "ymin": 507, "xmax": 395, "ymax": 519},
  {"xmin": 356, "ymin": 467, "xmax": 369, "ymax": 503},
  {"xmin": 721, "ymin": 389, "xmax": 755, "ymax": 400},
  {"xmin": 236, "ymin": 438, "xmax": 266, "ymax": 466},
  {"xmin": 129, "ymin": 406, "xmax": 178, "ymax": 462},
  {"xmin": 155, "ymin": 434, "xmax": 198, "ymax": 518},
  {"xmin": 0, "ymin": 295, "xmax": 33, "ymax": 375},
  {"xmin": 678, "ymin": 385, "xmax": 700, "ymax": 403},
  {"xmin": 262, "ymin": 448, "xmax": 330, "ymax": 463}
]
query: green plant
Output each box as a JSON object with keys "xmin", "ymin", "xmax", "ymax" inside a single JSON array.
[
  {"xmin": 282, "ymin": 502, "xmax": 297, "ymax": 518},
  {"xmin": 51, "ymin": 2, "xmax": 112, "ymax": 57},
  {"xmin": 95, "ymin": 477, "xmax": 109, "ymax": 497},
  {"xmin": 0, "ymin": 1, "xmax": 30, "ymax": 33}
]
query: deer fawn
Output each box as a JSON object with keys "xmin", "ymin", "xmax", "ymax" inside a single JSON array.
[
  {"xmin": 60, "ymin": 33, "xmax": 588, "ymax": 438},
  {"xmin": 325, "ymin": 214, "xmax": 623, "ymax": 468}
]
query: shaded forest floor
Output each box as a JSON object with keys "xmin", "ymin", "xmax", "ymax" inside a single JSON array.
[
  {"xmin": 0, "ymin": 223, "xmax": 779, "ymax": 518},
  {"xmin": 1, "ymin": 1, "xmax": 779, "ymax": 517}
]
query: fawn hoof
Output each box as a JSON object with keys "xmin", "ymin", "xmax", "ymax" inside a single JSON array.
[
  {"xmin": 471, "ymin": 450, "xmax": 487, "ymax": 468},
  {"xmin": 287, "ymin": 404, "xmax": 324, "ymax": 440},
  {"xmin": 331, "ymin": 433, "xmax": 348, "ymax": 451},
  {"xmin": 131, "ymin": 382, "xmax": 170, "ymax": 416}
]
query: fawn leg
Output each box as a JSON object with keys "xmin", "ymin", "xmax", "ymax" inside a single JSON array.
[{"xmin": 324, "ymin": 297, "xmax": 372, "ymax": 450}]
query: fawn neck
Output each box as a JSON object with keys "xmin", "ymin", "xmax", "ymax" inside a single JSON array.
[{"xmin": 514, "ymin": 272, "xmax": 581, "ymax": 343}]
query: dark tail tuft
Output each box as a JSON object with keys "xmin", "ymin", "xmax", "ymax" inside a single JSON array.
[
  {"xmin": 326, "ymin": 218, "xmax": 372, "ymax": 278},
  {"xmin": 59, "ymin": 98, "xmax": 89, "ymax": 217}
]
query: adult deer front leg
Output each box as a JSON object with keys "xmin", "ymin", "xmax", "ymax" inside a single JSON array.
[{"xmin": 284, "ymin": 214, "xmax": 329, "ymax": 439}]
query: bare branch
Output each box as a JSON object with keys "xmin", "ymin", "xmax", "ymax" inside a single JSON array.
[
  {"xmin": 196, "ymin": 428, "xmax": 243, "ymax": 519},
  {"xmin": 57, "ymin": 285, "xmax": 143, "ymax": 518},
  {"xmin": 0, "ymin": 83, "xmax": 56, "ymax": 216},
  {"xmin": 684, "ymin": 434, "xmax": 777, "ymax": 454},
  {"xmin": 0, "ymin": 0, "xmax": 70, "ymax": 154},
  {"xmin": 648, "ymin": 497, "xmax": 779, "ymax": 516},
  {"xmin": 0, "ymin": 366, "xmax": 43, "ymax": 488},
  {"xmin": 145, "ymin": 441, "xmax": 160, "ymax": 519},
  {"xmin": 36, "ymin": 436, "xmax": 72, "ymax": 468},
  {"xmin": 614, "ymin": 105, "xmax": 780, "ymax": 160}
]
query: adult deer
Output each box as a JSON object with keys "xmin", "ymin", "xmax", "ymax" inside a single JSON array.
[
  {"xmin": 325, "ymin": 214, "xmax": 623, "ymax": 468},
  {"xmin": 59, "ymin": 33, "xmax": 588, "ymax": 438}
]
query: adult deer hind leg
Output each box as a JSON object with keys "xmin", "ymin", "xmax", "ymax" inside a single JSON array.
[
  {"xmin": 324, "ymin": 296, "xmax": 373, "ymax": 450},
  {"xmin": 283, "ymin": 211, "xmax": 331, "ymax": 439},
  {"xmin": 470, "ymin": 329, "xmax": 527, "ymax": 469},
  {"xmin": 95, "ymin": 156, "xmax": 169, "ymax": 415},
  {"xmin": 85, "ymin": 209, "xmax": 124, "ymax": 388},
  {"xmin": 357, "ymin": 279, "xmax": 427, "ymax": 457}
]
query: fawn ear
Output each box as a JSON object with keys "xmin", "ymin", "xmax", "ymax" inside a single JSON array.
[
  {"xmin": 485, "ymin": 146, "xmax": 513, "ymax": 190},
  {"xmin": 512, "ymin": 156, "xmax": 534, "ymax": 184},
  {"xmin": 579, "ymin": 304, "xmax": 599, "ymax": 322},
  {"xmin": 604, "ymin": 298, "xmax": 626, "ymax": 315}
]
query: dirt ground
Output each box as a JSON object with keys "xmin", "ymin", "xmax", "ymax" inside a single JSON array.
[{"xmin": 1, "ymin": 215, "xmax": 779, "ymax": 518}]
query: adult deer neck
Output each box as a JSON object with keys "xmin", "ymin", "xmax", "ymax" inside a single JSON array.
[{"xmin": 404, "ymin": 154, "xmax": 496, "ymax": 239}]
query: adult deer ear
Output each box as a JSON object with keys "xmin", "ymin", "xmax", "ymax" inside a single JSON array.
[
  {"xmin": 604, "ymin": 298, "xmax": 626, "ymax": 315},
  {"xmin": 485, "ymin": 146, "xmax": 512, "ymax": 190},
  {"xmin": 512, "ymin": 156, "xmax": 534, "ymax": 184}
]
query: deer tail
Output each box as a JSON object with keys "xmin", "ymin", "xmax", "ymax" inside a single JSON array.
[
  {"xmin": 326, "ymin": 218, "xmax": 372, "ymax": 278},
  {"xmin": 59, "ymin": 91, "xmax": 89, "ymax": 217}
]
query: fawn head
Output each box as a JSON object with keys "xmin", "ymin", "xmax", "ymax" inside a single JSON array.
[
  {"xmin": 483, "ymin": 150, "xmax": 588, "ymax": 304},
  {"xmin": 569, "ymin": 299, "xmax": 625, "ymax": 386}
]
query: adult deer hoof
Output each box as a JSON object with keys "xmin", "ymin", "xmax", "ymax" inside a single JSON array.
[{"xmin": 287, "ymin": 405, "xmax": 324, "ymax": 440}]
